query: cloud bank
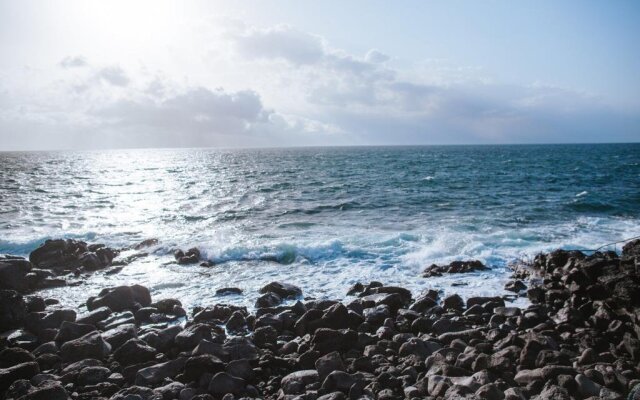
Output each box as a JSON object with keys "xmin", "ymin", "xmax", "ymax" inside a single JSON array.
[{"xmin": 0, "ymin": 21, "xmax": 637, "ymax": 150}]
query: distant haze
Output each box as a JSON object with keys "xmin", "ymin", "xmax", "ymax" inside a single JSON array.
[{"xmin": 0, "ymin": 0, "xmax": 639, "ymax": 150}]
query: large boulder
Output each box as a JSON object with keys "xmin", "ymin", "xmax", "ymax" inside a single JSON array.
[
  {"xmin": 0, "ymin": 290, "xmax": 27, "ymax": 330},
  {"xmin": 0, "ymin": 256, "xmax": 32, "ymax": 292},
  {"xmin": 423, "ymin": 260, "xmax": 488, "ymax": 277},
  {"xmin": 29, "ymin": 239, "xmax": 117, "ymax": 271},
  {"xmin": 86, "ymin": 285, "xmax": 151, "ymax": 312},
  {"xmin": 0, "ymin": 362, "xmax": 40, "ymax": 393},
  {"xmin": 259, "ymin": 282, "xmax": 302, "ymax": 299},
  {"xmin": 60, "ymin": 331, "xmax": 111, "ymax": 362}
]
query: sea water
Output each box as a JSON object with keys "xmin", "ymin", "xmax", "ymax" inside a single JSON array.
[{"xmin": 1, "ymin": 144, "xmax": 638, "ymax": 310}]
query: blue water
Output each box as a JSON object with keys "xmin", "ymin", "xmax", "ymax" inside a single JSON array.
[{"xmin": 0, "ymin": 144, "xmax": 638, "ymax": 309}]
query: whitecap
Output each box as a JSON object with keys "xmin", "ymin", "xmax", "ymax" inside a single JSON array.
[
  {"xmin": 575, "ymin": 191, "xmax": 588, "ymax": 197},
  {"xmin": 422, "ymin": 176, "xmax": 434, "ymax": 181}
]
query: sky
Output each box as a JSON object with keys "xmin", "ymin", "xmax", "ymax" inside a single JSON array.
[{"xmin": 0, "ymin": 0, "xmax": 639, "ymax": 150}]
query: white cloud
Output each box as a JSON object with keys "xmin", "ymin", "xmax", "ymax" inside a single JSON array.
[
  {"xmin": 59, "ymin": 55, "xmax": 88, "ymax": 68},
  {"xmin": 364, "ymin": 49, "xmax": 390, "ymax": 64},
  {"xmin": 96, "ymin": 66, "xmax": 130, "ymax": 87}
]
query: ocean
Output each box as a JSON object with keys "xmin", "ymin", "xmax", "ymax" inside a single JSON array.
[{"xmin": 1, "ymin": 143, "xmax": 639, "ymax": 309}]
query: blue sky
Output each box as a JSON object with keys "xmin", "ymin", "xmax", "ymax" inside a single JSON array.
[{"xmin": 0, "ymin": 0, "xmax": 638, "ymax": 149}]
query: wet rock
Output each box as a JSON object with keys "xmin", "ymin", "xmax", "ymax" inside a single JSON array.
[
  {"xmin": 443, "ymin": 294, "xmax": 464, "ymax": 312},
  {"xmin": 255, "ymin": 292, "xmax": 282, "ymax": 308},
  {"xmin": 87, "ymin": 285, "xmax": 151, "ymax": 312},
  {"xmin": 0, "ymin": 257, "xmax": 32, "ymax": 292},
  {"xmin": 575, "ymin": 373, "xmax": 601, "ymax": 397},
  {"xmin": 505, "ymin": 280, "xmax": 527, "ymax": 292},
  {"xmin": 134, "ymin": 238, "xmax": 159, "ymax": 250},
  {"xmin": 423, "ymin": 259, "xmax": 488, "ymax": 277},
  {"xmin": 60, "ymin": 331, "xmax": 111, "ymax": 362},
  {"xmin": 29, "ymin": 239, "xmax": 117, "ymax": 271},
  {"xmin": 75, "ymin": 306, "xmax": 112, "ymax": 326},
  {"xmin": 77, "ymin": 365, "xmax": 111, "ymax": 386},
  {"xmin": 175, "ymin": 247, "xmax": 201, "ymax": 264},
  {"xmin": 0, "ymin": 290, "xmax": 27, "ymax": 330},
  {"xmin": 216, "ymin": 287, "xmax": 243, "ymax": 296},
  {"xmin": 259, "ymin": 281, "xmax": 302, "ymax": 299},
  {"xmin": 103, "ymin": 323, "xmax": 137, "ymax": 349}
]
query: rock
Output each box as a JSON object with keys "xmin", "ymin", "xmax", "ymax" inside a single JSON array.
[
  {"xmin": 475, "ymin": 383, "xmax": 505, "ymax": 400},
  {"xmin": 226, "ymin": 359, "xmax": 253, "ymax": 380},
  {"xmin": 255, "ymin": 292, "xmax": 282, "ymax": 308},
  {"xmin": 60, "ymin": 331, "xmax": 111, "ymax": 362},
  {"xmin": 315, "ymin": 351, "xmax": 344, "ymax": 381},
  {"xmin": 575, "ymin": 373, "xmax": 601, "ymax": 397},
  {"xmin": 29, "ymin": 239, "xmax": 117, "ymax": 271},
  {"xmin": 225, "ymin": 311, "xmax": 247, "ymax": 333},
  {"xmin": 87, "ymin": 285, "xmax": 151, "ymax": 312},
  {"xmin": 259, "ymin": 282, "xmax": 302, "ymax": 299},
  {"xmin": 54, "ymin": 321, "xmax": 95, "ymax": 343},
  {"xmin": 135, "ymin": 357, "xmax": 186, "ymax": 386},
  {"xmin": 0, "ymin": 290, "xmax": 27, "ymax": 330},
  {"xmin": 109, "ymin": 385, "xmax": 154, "ymax": 400},
  {"xmin": 102, "ymin": 323, "xmax": 137, "ymax": 349},
  {"xmin": 253, "ymin": 326, "xmax": 278, "ymax": 347},
  {"xmin": 216, "ymin": 288, "xmax": 243, "ymax": 296},
  {"xmin": 134, "ymin": 238, "xmax": 159, "ymax": 250},
  {"xmin": 175, "ymin": 247, "xmax": 201, "ymax": 264},
  {"xmin": 281, "ymin": 370, "xmax": 319, "ymax": 395},
  {"xmin": 423, "ymin": 260, "xmax": 488, "ymax": 277},
  {"xmin": 175, "ymin": 323, "xmax": 216, "ymax": 350},
  {"xmin": 443, "ymin": 294, "xmax": 464, "ymax": 312},
  {"xmin": 17, "ymin": 380, "xmax": 69, "ymax": 400},
  {"xmin": 504, "ymin": 280, "xmax": 527, "ymax": 292},
  {"xmin": 113, "ymin": 338, "xmax": 157, "ymax": 366},
  {"xmin": 0, "ymin": 362, "xmax": 40, "ymax": 392},
  {"xmin": 0, "ymin": 347, "xmax": 35, "ymax": 368},
  {"xmin": 0, "ymin": 257, "xmax": 32, "ymax": 292},
  {"xmin": 77, "ymin": 366, "xmax": 111, "ymax": 386},
  {"xmin": 311, "ymin": 328, "xmax": 358, "ymax": 354},
  {"xmin": 75, "ymin": 307, "xmax": 112, "ymax": 326},
  {"xmin": 184, "ymin": 354, "xmax": 225, "ymax": 382},
  {"xmin": 208, "ymin": 372, "xmax": 246, "ymax": 396},
  {"xmin": 321, "ymin": 371, "xmax": 358, "ymax": 393},
  {"xmin": 154, "ymin": 381, "xmax": 184, "ymax": 400}
]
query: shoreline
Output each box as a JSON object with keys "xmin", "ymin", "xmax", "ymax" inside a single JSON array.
[{"xmin": 1, "ymin": 239, "xmax": 639, "ymax": 399}]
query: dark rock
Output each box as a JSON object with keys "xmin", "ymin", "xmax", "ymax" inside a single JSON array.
[
  {"xmin": 208, "ymin": 372, "xmax": 246, "ymax": 396},
  {"xmin": 281, "ymin": 370, "xmax": 319, "ymax": 395},
  {"xmin": 504, "ymin": 280, "xmax": 527, "ymax": 292},
  {"xmin": 75, "ymin": 307, "xmax": 112, "ymax": 326},
  {"xmin": 103, "ymin": 323, "xmax": 137, "ymax": 349},
  {"xmin": 0, "ymin": 290, "xmax": 27, "ymax": 330},
  {"xmin": 0, "ymin": 347, "xmax": 35, "ymax": 368},
  {"xmin": 113, "ymin": 338, "xmax": 157, "ymax": 366},
  {"xmin": 87, "ymin": 285, "xmax": 151, "ymax": 312},
  {"xmin": 60, "ymin": 331, "xmax": 111, "ymax": 362},
  {"xmin": 315, "ymin": 351, "xmax": 344, "ymax": 381},
  {"xmin": 135, "ymin": 357, "xmax": 187, "ymax": 386},
  {"xmin": 255, "ymin": 292, "xmax": 282, "ymax": 308},
  {"xmin": 0, "ymin": 362, "xmax": 39, "ymax": 392},
  {"xmin": 184, "ymin": 354, "xmax": 225, "ymax": 382},
  {"xmin": 423, "ymin": 260, "xmax": 488, "ymax": 277},
  {"xmin": 443, "ymin": 294, "xmax": 464, "ymax": 312},
  {"xmin": 259, "ymin": 281, "xmax": 302, "ymax": 299},
  {"xmin": 0, "ymin": 257, "xmax": 32, "ymax": 292},
  {"xmin": 216, "ymin": 288, "xmax": 243, "ymax": 296},
  {"xmin": 77, "ymin": 365, "xmax": 111, "ymax": 386},
  {"xmin": 18, "ymin": 380, "xmax": 69, "ymax": 400},
  {"xmin": 54, "ymin": 321, "xmax": 95, "ymax": 343}
]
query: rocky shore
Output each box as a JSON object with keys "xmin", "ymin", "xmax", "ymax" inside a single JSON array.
[{"xmin": 1, "ymin": 239, "xmax": 640, "ymax": 400}]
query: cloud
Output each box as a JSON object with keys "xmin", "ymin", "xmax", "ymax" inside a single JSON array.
[
  {"xmin": 59, "ymin": 55, "xmax": 88, "ymax": 68},
  {"xmin": 231, "ymin": 25, "xmax": 325, "ymax": 65},
  {"xmin": 364, "ymin": 49, "xmax": 390, "ymax": 64},
  {"xmin": 97, "ymin": 66, "xmax": 130, "ymax": 87}
]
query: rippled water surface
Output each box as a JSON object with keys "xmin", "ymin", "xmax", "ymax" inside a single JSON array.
[{"xmin": 1, "ymin": 144, "xmax": 639, "ymax": 309}]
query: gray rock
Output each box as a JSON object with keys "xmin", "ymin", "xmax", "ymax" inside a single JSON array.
[{"xmin": 135, "ymin": 357, "xmax": 187, "ymax": 386}]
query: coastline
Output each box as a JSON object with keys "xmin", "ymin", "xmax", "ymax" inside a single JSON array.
[{"xmin": 1, "ymin": 239, "xmax": 639, "ymax": 399}]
